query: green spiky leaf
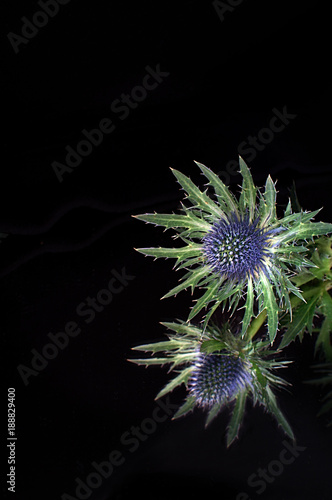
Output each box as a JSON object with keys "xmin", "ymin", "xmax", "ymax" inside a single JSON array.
[
  {"xmin": 136, "ymin": 244, "xmax": 202, "ymax": 266},
  {"xmin": 134, "ymin": 212, "xmax": 211, "ymax": 232},
  {"xmin": 279, "ymin": 293, "xmax": 321, "ymax": 349},
  {"xmin": 188, "ymin": 278, "xmax": 221, "ymax": 321},
  {"xmin": 171, "ymin": 168, "xmax": 224, "ymax": 219},
  {"xmin": 264, "ymin": 386, "xmax": 294, "ymax": 440},
  {"xmin": 241, "ymin": 276, "xmax": 254, "ymax": 338},
  {"xmin": 315, "ymin": 291, "xmax": 332, "ymax": 360},
  {"xmin": 259, "ymin": 175, "xmax": 277, "ymax": 226},
  {"xmin": 239, "ymin": 156, "xmax": 256, "ymax": 221},
  {"xmin": 132, "ymin": 340, "xmax": 180, "ymax": 353},
  {"xmin": 173, "ymin": 395, "xmax": 196, "ymax": 419},
  {"xmin": 205, "ymin": 402, "xmax": 223, "ymax": 427},
  {"xmin": 226, "ymin": 391, "xmax": 247, "ymax": 447},
  {"xmin": 260, "ymin": 273, "xmax": 279, "ymax": 343},
  {"xmin": 162, "ymin": 265, "xmax": 210, "ymax": 299},
  {"xmin": 200, "ymin": 339, "xmax": 227, "ymax": 354},
  {"xmin": 155, "ymin": 366, "xmax": 194, "ymax": 400},
  {"xmin": 194, "ymin": 161, "xmax": 238, "ymax": 214}
]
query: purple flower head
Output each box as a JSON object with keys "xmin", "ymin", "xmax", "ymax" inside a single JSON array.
[
  {"xmin": 189, "ymin": 352, "xmax": 252, "ymax": 408},
  {"xmin": 202, "ymin": 213, "xmax": 274, "ymax": 282}
]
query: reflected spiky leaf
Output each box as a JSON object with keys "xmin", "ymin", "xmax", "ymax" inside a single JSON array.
[
  {"xmin": 130, "ymin": 321, "xmax": 293, "ymax": 445},
  {"xmin": 227, "ymin": 391, "xmax": 247, "ymax": 447}
]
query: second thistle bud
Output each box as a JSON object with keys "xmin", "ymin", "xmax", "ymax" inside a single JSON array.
[{"xmin": 189, "ymin": 352, "xmax": 252, "ymax": 408}]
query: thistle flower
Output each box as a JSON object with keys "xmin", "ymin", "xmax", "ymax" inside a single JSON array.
[
  {"xmin": 134, "ymin": 158, "xmax": 332, "ymax": 342},
  {"xmin": 130, "ymin": 321, "xmax": 293, "ymax": 446},
  {"xmin": 202, "ymin": 212, "xmax": 276, "ymax": 282},
  {"xmin": 189, "ymin": 352, "xmax": 252, "ymax": 408}
]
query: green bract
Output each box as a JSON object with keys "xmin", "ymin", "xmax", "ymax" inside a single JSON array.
[{"xmin": 134, "ymin": 158, "xmax": 332, "ymax": 343}]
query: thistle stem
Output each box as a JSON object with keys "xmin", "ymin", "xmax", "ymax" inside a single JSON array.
[
  {"xmin": 245, "ymin": 283, "xmax": 327, "ymax": 343},
  {"xmin": 245, "ymin": 309, "xmax": 267, "ymax": 342}
]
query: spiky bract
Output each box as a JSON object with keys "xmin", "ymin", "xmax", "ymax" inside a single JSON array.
[{"xmin": 134, "ymin": 158, "xmax": 332, "ymax": 342}]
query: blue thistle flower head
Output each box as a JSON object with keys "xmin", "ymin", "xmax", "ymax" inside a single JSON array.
[
  {"xmin": 190, "ymin": 352, "xmax": 252, "ymax": 408},
  {"xmin": 202, "ymin": 212, "xmax": 274, "ymax": 282}
]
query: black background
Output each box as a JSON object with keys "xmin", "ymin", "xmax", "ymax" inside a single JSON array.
[{"xmin": 2, "ymin": 1, "xmax": 332, "ymax": 499}]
